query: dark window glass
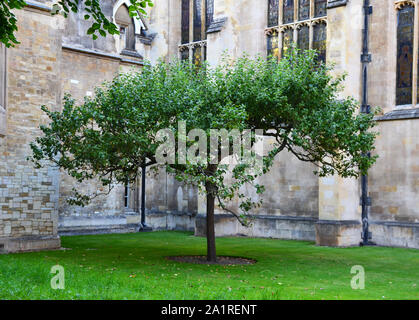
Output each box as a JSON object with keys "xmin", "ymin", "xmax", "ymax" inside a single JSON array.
[
  {"xmin": 314, "ymin": 0, "xmax": 327, "ymax": 18},
  {"xmin": 268, "ymin": 0, "xmax": 279, "ymax": 27},
  {"xmin": 297, "ymin": 25, "xmax": 309, "ymax": 51},
  {"xmin": 193, "ymin": 0, "xmax": 202, "ymax": 41},
  {"xmin": 396, "ymin": 5, "xmax": 414, "ymax": 105},
  {"xmin": 298, "ymin": 0, "xmax": 310, "ymax": 21},
  {"xmin": 313, "ymin": 22, "xmax": 327, "ymax": 64},
  {"xmin": 206, "ymin": 0, "xmax": 214, "ymax": 32},
  {"xmin": 283, "ymin": 0, "xmax": 294, "ymax": 24},
  {"xmin": 181, "ymin": 0, "xmax": 190, "ymax": 44},
  {"xmin": 193, "ymin": 46, "xmax": 202, "ymax": 66},
  {"xmin": 124, "ymin": 183, "xmax": 129, "ymax": 208},
  {"xmin": 181, "ymin": 49, "xmax": 190, "ymax": 61},
  {"xmin": 267, "ymin": 31, "xmax": 280, "ymax": 60},
  {"xmin": 282, "ymin": 28, "xmax": 294, "ymax": 57}
]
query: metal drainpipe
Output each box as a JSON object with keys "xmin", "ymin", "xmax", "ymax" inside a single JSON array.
[
  {"xmin": 139, "ymin": 164, "xmax": 152, "ymax": 231},
  {"xmin": 360, "ymin": 0, "xmax": 374, "ymax": 246}
]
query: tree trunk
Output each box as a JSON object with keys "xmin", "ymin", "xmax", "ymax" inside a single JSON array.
[{"xmin": 205, "ymin": 181, "xmax": 217, "ymax": 262}]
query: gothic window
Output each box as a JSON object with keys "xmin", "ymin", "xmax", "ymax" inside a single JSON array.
[
  {"xmin": 395, "ymin": 2, "xmax": 415, "ymax": 106},
  {"xmin": 115, "ymin": 4, "xmax": 136, "ymax": 51},
  {"xmin": 266, "ymin": 0, "xmax": 327, "ymax": 61},
  {"xmin": 299, "ymin": 0, "xmax": 310, "ymax": 21},
  {"xmin": 267, "ymin": 31, "xmax": 280, "ymax": 60},
  {"xmin": 313, "ymin": 21, "xmax": 327, "ymax": 64},
  {"xmin": 268, "ymin": 0, "xmax": 279, "ymax": 27},
  {"xmin": 283, "ymin": 0, "xmax": 294, "ymax": 24},
  {"xmin": 193, "ymin": 0, "xmax": 203, "ymax": 41},
  {"xmin": 314, "ymin": 0, "xmax": 327, "ymax": 18},
  {"xmin": 297, "ymin": 24, "xmax": 310, "ymax": 51},
  {"xmin": 179, "ymin": 0, "xmax": 213, "ymax": 64},
  {"xmin": 181, "ymin": 0, "xmax": 190, "ymax": 44},
  {"xmin": 124, "ymin": 183, "xmax": 130, "ymax": 208},
  {"xmin": 206, "ymin": 0, "xmax": 214, "ymax": 32},
  {"xmin": 282, "ymin": 27, "xmax": 294, "ymax": 57}
]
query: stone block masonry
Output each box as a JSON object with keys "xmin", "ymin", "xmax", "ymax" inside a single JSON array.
[{"xmin": 0, "ymin": 7, "xmax": 61, "ymax": 252}]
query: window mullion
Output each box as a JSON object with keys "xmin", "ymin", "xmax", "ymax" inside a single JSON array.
[
  {"xmin": 279, "ymin": 0, "xmax": 284, "ymax": 57},
  {"xmin": 189, "ymin": 0, "xmax": 194, "ymax": 44},
  {"xmin": 310, "ymin": 0, "xmax": 314, "ymax": 19},
  {"xmin": 309, "ymin": 22, "xmax": 313, "ymax": 49},
  {"xmin": 279, "ymin": 0, "xmax": 283, "ymax": 25},
  {"xmin": 189, "ymin": 0, "xmax": 194, "ymax": 62},
  {"xmin": 278, "ymin": 30, "xmax": 283, "ymax": 59},
  {"xmin": 201, "ymin": 0, "xmax": 206, "ymax": 40}
]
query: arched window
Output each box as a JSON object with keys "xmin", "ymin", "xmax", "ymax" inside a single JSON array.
[
  {"xmin": 395, "ymin": 1, "xmax": 415, "ymax": 106},
  {"xmin": 179, "ymin": 0, "xmax": 214, "ymax": 65},
  {"xmin": 115, "ymin": 4, "xmax": 136, "ymax": 51},
  {"xmin": 266, "ymin": 0, "xmax": 327, "ymax": 62},
  {"xmin": 297, "ymin": 24, "xmax": 310, "ymax": 51}
]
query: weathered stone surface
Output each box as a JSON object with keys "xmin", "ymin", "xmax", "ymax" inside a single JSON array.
[
  {"xmin": 0, "ymin": 7, "xmax": 61, "ymax": 251},
  {"xmin": 195, "ymin": 214, "xmax": 316, "ymax": 241},
  {"xmin": 315, "ymin": 220, "xmax": 362, "ymax": 247},
  {"xmin": 370, "ymin": 221, "xmax": 419, "ymax": 249},
  {"xmin": 0, "ymin": 235, "xmax": 61, "ymax": 253}
]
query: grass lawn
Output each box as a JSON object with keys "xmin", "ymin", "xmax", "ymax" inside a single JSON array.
[{"xmin": 0, "ymin": 231, "xmax": 418, "ymax": 300}]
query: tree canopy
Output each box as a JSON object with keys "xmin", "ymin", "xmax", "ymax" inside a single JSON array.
[
  {"xmin": 1, "ymin": 0, "xmax": 153, "ymax": 47},
  {"xmin": 30, "ymin": 49, "xmax": 378, "ymax": 262}
]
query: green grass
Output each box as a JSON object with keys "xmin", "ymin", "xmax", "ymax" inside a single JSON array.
[{"xmin": 0, "ymin": 231, "xmax": 418, "ymax": 300}]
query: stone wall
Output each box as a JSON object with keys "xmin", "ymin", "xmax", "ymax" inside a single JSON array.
[
  {"xmin": 0, "ymin": 6, "xmax": 61, "ymax": 253},
  {"xmin": 57, "ymin": 48, "xmax": 142, "ymax": 234},
  {"xmin": 365, "ymin": 0, "xmax": 419, "ymax": 248},
  {"xmin": 368, "ymin": 119, "xmax": 419, "ymax": 248},
  {"xmin": 58, "ymin": 6, "xmax": 146, "ymax": 234}
]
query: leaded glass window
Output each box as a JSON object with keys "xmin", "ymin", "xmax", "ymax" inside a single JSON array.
[
  {"xmin": 268, "ymin": 0, "xmax": 279, "ymax": 27},
  {"xmin": 297, "ymin": 25, "xmax": 310, "ymax": 51},
  {"xmin": 266, "ymin": 0, "xmax": 327, "ymax": 61},
  {"xmin": 282, "ymin": 28, "xmax": 294, "ymax": 57},
  {"xmin": 299, "ymin": 0, "xmax": 310, "ymax": 21},
  {"xmin": 193, "ymin": 0, "xmax": 202, "ymax": 42},
  {"xmin": 180, "ymin": 49, "xmax": 190, "ymax": 61},
  {"xmin": 267, "ymin": 31, "xmax": 280, "ymax": 59},
  {"xmin": 193, "ymin": 46, "xmax": 203, "ymax": 66},
  {"xmin": 179, "ymin": 0, "xmax": 213, "ymax": 64},
  {"xmin": 181, "ymin": 0, "xmax": 190, "ymax": 44},
  {"xmin": 283, "ymin": 0, "xmax": 294, "ymax": 24},
  {"xmin": 396, "ymin": 4, "xmax": 414, "ymax": 106},
  {"xmin": 206, "ymin": 0, "xmax": 214, "ymax": 31},
  {"xmin": 313, "ymin": 22, "xmax": 327, "ymax": 64},
  {"xmin": 314, "ymin": 0, "xmax": 327, "ymax": 18}
]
